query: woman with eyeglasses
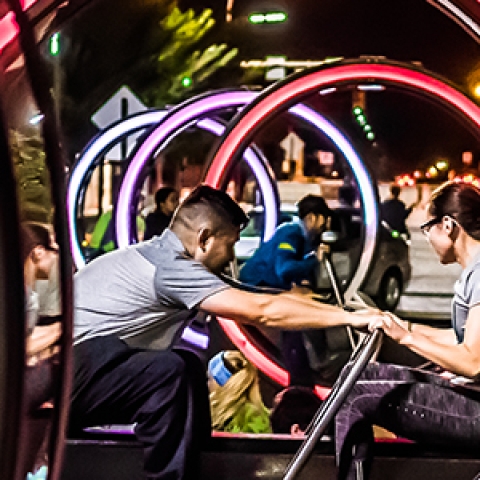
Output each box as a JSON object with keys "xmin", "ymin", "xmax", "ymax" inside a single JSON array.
[{"xmin": 335, "ymin": 180, "xmax": 480, "ymax": 480}]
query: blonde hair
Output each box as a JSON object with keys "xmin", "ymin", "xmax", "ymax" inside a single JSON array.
[{"xmin": 209, "ymin": 350, "xmax": 268, "ymax": 431}]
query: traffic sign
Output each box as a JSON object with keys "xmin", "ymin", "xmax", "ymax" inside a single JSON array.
[{"xmin": 91, "ymin": 86, "xmax": 147, "ymax": 160}]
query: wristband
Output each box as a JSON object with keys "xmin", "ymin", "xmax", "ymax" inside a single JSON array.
[{"xmin": 407, "ymin": 321, "xmax": 412, "ymax": 332}]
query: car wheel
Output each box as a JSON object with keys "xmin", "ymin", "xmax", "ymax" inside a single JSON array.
[{"xmin": 375, "ymin": 269, "xmax": 402, "ymax": 311}]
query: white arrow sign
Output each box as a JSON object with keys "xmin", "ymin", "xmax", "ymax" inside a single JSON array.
[{"xmin": 91, "ymin": 85, "xmax": 147, "ymax": 161}]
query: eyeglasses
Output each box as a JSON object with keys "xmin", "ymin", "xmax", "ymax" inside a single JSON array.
[{"xmin": 420, "ymin": 217, "xmax": 442, "ymax": 235}]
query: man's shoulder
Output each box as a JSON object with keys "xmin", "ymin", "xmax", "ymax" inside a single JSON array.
[{"xmin": 275, "ymin": 220, "xmax": 302, "ymax": 235}]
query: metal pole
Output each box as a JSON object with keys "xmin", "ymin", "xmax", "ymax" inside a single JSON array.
[{"xmin": 283, "ymin": 329, "xmax": 383, "ymax": 480}]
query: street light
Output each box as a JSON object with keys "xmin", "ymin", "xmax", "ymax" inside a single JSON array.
[
  {"xmin": 248, "ymin": 11, "xmax": 288, "ymax": 24},
  {"xmin": 226, "ymin": 0, "xmax": 234, "ymax": 22}
]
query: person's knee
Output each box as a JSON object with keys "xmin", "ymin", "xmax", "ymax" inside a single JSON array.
[{"xmin": 151, "ymin": 351, "xmax": 187, "ymax": 384}]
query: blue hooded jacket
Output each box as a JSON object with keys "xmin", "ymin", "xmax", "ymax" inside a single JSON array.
[{"xmin": 238, "ymin": 220, "xmax": 318, "ymax": 290}]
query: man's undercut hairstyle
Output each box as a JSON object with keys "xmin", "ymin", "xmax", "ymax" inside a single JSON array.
[
  {"xmin": 297, "ymin": 194, "xmax": 331, "ymax": 220},
  {"xmin": 174, "ymin": 184, "xmax": 249, "ymax": 233}
]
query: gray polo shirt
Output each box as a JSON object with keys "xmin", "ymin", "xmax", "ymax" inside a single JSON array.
[
  {"xmin": 452, "ymin": 252, "xmax": 480, "ymax": 343},
  {"xmin": 74, "ymin": 229, "xmax": 229, "ymax": 350}
]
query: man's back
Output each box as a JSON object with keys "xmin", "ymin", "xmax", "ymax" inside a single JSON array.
[
  {"xmin": 380, "ymin": 198, "xmax": 410, "ymax": 233},
  {"xmin": 74, "ymin": 229, "xmax": 228, "ymax": 350},
  {"xmin": 239, "ymin": 221, "xmax": 317, "ymax": 290}
]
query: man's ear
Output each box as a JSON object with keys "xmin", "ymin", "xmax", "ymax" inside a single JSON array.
[{"xmin": 197, "ymin": 227, "xmax": 213, "ymax": 252}]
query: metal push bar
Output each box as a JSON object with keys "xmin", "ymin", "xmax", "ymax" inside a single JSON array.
[{"xmin": 283, "ymin": 328, "xmax": 384, "ymax": 480}]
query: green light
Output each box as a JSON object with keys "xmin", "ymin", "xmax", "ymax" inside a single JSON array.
[
  {"xmin": 181, "ymin": 76, "xmax": 192, "ymax": 88},
  {"xmin": 363, "ymin": 124, "xmax": 372, "ymax": 132},
  {"xmin": 352, "ymin": 106, "xmax": 363, "ymax": 116},
  {"xmin": 265, "ymin": 12, "xmax": 287, "ymax": 23},
  {"xmin": 366, "ymin": 131, "xmax": 375, "ymax": 141},
  {"xmin": 356, "ymin": 114, "xmax": 367, "ymax": 126},
  {"xmin": 391, "ymin": 230, "xmax": 400, "ymax": 238},
  {"xmin": 49, "ymin": 32, "xmax": 60, "ymax": 56},
  {"xmin": 248, "ymin": 11, "xmax": 287, "ymax": 24},
  {"xmin": 248, "ymin": 13, "xmax": 265, "ymax": 24}
]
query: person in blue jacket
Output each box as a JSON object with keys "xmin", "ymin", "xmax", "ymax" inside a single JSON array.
[{"xmin": 239, "ymin": 194, "xmax": 332, "ymax": 387}]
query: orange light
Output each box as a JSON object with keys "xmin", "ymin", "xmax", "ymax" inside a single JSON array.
[{"xmin": 396, "ymin": 174, "xmax": 415, "ymax": 187}]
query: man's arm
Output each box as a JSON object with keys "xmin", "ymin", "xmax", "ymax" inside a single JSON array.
[{"xmin": 199, "ymin": 287, "xmax": 376, "ymax": 330}]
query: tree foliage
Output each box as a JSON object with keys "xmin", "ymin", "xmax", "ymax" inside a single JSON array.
[
  {"xmin": 53, "ymin": 0, "xmax": 238, "ymax": 161},
  {"xmin": 9, "ymin": 128, "xmax": 52, "ymax": 223},
  {"xmin": 143, "ymin": 7, "xmax": 238, "ymax": 105}
]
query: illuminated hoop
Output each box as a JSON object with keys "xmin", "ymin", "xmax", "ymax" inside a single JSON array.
[
  {"xmin": 205, "ymin": 59, "xmax": 480, "ymax": 396},
  {"xmin": 68, "ymin": 111, "xmax": 168, "ymax": 269},
  {"xmin": 68, "ymin": 105, "xmax": 278, "ymax": 269},
  {"xmin": 427, "ymin": 0, "xmax": 480, "ymax": 41}
]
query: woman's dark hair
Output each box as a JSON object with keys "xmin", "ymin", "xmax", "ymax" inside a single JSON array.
[
  {"xmin": 20, "ymin": 223, "xmax": 56, "ymax": 263},
  {"xmin": 429, "ymin": 181, "xmax": 480, "ymax": 240},
  {"xmin": 154, "ymin": 186, "xmax": 177, "ymax": 209}
]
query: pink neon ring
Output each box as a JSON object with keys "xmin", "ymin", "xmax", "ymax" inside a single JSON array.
[{"xmin": 205, "ymin": 61, "xmax": 480, "ymax": 399}]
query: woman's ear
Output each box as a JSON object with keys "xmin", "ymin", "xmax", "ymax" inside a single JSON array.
[{"xmin": 443, "ymin": 216, "xmax": 458, "ymax": 236}]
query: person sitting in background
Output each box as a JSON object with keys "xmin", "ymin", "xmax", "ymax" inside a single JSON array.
[
  {"xmin": 144, "ymin": 186, "xmax": 179, "ymax": 241},
  {"xmin": 20, "ymin": 223, "xmax": 62, "ymax": 480},
  {"xmin": 208, "ymin": 350, "xmax": 271, "ymax": 434},
  {"xmin": 238, "ymin": 195, "xmax": 332, "ymax": 388},
  {"xmin": 26, "ymin": 223, "xmax": 61, "ymax": 323},
  {"xmin": 269, "ymin": 386, "xmax": 322, "ymax": 436}
]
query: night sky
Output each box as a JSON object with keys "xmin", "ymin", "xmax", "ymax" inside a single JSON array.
[{"xmin": 177, "ymin": 0, "xmax": 480, "ymax": 177}]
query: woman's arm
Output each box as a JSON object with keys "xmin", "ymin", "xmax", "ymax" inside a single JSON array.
[
  {"xmin": 26, "ymin": 322, "xmax": 62, "ymax": 357},
  {"xmin": 406, "ymin": 321, "xmax": 457, "ymax": 346},
  {"xmin": 372, "ymin": 308, "xmax": 480, "ymax": 378}
]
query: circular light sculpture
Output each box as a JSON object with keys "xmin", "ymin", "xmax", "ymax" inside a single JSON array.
[
  {"xmin": 68, "ymin": 105, "xmax": 278, "ymax": 269},
  {"xmin": 204, "ymin": 59, "xmax": 480, "ymax": 395},
  {"xmin": 68, "ymin": 111, "xmax": 168, "ymax": 269}
]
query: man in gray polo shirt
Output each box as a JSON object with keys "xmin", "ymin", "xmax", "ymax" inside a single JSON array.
[{"xmin": 70, "ymin": 184, "xmax": 380, "ymax": 480}]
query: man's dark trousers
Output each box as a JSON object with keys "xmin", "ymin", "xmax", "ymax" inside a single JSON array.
[{"xmin": 69, "ymin": 335, "xmax": 211, "ymax": 479}]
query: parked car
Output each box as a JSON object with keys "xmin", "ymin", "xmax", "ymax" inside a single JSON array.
[{"xmin": 235, "ymin": 204, "xmax": 411, "ymax": 311}]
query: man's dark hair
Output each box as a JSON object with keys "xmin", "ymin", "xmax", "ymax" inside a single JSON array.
[
  {"xmin": 175, "ymin": 184, "xmax": 249, "ymax": 233},
  {"xmin": 390, "ymin": 184, "xmax": 401, "ymax": 198},
  {"xmin": 297, "ymin": 195, "xmax": 331, "ymax": 220},
  {"xmin": 154, "ymin": 186, "xmax": 177, "ymax": 209},
  {"xmin": 270, "ymin": 386, "xmax": 322, "ymax": 434}
]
